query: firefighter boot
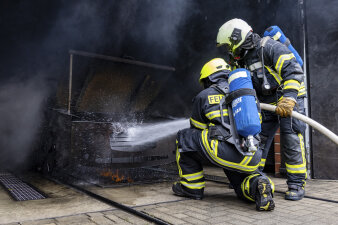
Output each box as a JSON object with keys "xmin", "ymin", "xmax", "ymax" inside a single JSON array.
[
  {"xmin": 255, "ymin": 177, "xmax": 275, "ymax": 211},
  {"xmin": 172, "ymin": 182, "xmax": 203, "ymax": 200},
  {"xmin": 285, "ymin": 185, "xmax": 305, "ymax": 201}
]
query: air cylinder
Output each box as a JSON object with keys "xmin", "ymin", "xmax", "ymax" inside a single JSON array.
[
  {"xmin": 228, "ymin": 69, "xmax": 261, "ymax": 137},
  {"xmin": 264, "ymin": 25, "xmax": 303, "ymax": 67}
]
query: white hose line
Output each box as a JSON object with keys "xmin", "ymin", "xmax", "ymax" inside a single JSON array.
[{"xmin": 260, "ymin": 103, "xmax": 338, "ymax": 146}]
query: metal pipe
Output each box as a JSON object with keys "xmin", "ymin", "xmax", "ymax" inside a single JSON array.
[
  {"xmin": 299, "ymin": 0, "xmax": 312, "ymax": 178},
  {"xmin": 67, "ymin": 54, "xmax": 73, "ymax": 115},
  {"xmin": 260, "ymin": 103, "xmax": 338, "ymax": 145},
  {"xmin": 69, "ymin": 50, "xmax": 176, "ymax": 72}
]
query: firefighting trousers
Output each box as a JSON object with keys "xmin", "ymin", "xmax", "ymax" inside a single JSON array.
[
  {"xmin": 259, "ymin": 98, "xmax": 307, "ymax": 187},
  {"xmin": 175, "ymin": 128, "xmax": 274, "ymax": 201}
]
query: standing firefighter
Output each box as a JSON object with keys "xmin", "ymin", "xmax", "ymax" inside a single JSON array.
[
  {"xmin": 172, "ymin": 58, "xmax": 275, "ymax": 211},
  {"xmin": 216, "ymin": 18, "xmax": 307, "ymax": 200}
]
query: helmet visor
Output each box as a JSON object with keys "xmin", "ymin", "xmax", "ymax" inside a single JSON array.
[{"xmin": 218, "ymin": 43, "xmax": 234, "ymax": 54}]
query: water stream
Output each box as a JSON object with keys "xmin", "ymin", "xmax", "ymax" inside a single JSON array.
[{"xmin": 110, "ymin": 119, "xmax": 189, "ymax": 148}]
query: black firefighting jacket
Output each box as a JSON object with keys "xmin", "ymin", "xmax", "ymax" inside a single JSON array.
[
  {"xmin": 241, "ymin": 36, "xmax": 306, "ymax": 105},
  {"xmin": 190, "ymin": 80, "xmax": 230, "ymax": 130},
  {"xmin": 189, "ymin": 78, "xmax": 261, "ymax": 173}
]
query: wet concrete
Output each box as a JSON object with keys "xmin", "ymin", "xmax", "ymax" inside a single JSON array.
[
  {"xmin": 0, "ymin": 173, "xmax": 113, "ymax": 224},
  {"xmin": 2, "ymin": 168, "xmax": 338, "ymax": 224}
]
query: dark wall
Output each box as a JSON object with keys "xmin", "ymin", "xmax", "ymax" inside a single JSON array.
[
  {"xmin": 0, "ymin": 0, "xmax": 303, "ymax": 171},
  {"xmin": 172, "ymin": 0, "xmax": 303, "ymax": 106},
  {"xmin": 306, "ymin": 0, "xmax": 338, "ymax": 179}
]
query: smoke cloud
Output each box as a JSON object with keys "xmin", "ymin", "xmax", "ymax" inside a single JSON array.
[
  {"xmin": 0, "ymin": 76, "xmax": 48, "ymax": 170},
  {"xmin": 0, "ymin": 0, "xmax": 311, "ymax": 172},
  {"xmin": 0, "ymin": 0, "xmax": 194, "ymax": 170}
]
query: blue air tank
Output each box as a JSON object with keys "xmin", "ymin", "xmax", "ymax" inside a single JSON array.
[
  {"xmin": 228, "ymin": 69, "xmax": 261, "ymax": 137},
  {"xmin": 264, "ymin": 25, "xmax": 303, "ymax": 67}
]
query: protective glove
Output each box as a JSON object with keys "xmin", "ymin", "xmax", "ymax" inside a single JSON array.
[{"xmin": 275, "ymin": 97, "xmax": 296, "ymax": 117}]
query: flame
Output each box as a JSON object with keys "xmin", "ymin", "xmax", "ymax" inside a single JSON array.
[{"xmin": 100, "ymin": 169, "xmax": 133, "ymax": 183}]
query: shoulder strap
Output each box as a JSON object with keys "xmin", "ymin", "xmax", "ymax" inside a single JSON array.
[
  {"xmin": 260, "ymin": 36, "xmax": 270, "ymax": 48},
  {"xmin": 211, "ymin": 84, "xmax": 229, "ymax": 95},
  {"xmin": 225, "ymin": 88, "xmax": 257, "ymax": 105},
  {"xmin": 211, "ymin": 84, "xmax": 257, "ymax": 156}
]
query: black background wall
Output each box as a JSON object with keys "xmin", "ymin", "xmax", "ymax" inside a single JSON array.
[
  {"xmin": 1, "ymin": 0, "xmax": 337, "ymax": 179},
  {"xmin": 306, "ymin": 0, "xmax": 338, "ymax": 179}
]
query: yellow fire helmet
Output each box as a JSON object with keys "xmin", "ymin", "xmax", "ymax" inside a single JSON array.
[
  {"xmin": 199, "ymin": 58, "xmax": 231, "ymax": 84},
  {"xmin": 216, "ymin": 18, "xmax": 252, "ymax": 54}
]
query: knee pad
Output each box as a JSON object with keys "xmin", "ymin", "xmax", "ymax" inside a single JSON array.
[{"xmin": 241, "ymin": 174, "xmax": 275, "ymax": 202}]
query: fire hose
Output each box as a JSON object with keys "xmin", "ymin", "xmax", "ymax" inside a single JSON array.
[{"xmin": 260, "ymin": 103, "xmax": 338, "ymax": 146}]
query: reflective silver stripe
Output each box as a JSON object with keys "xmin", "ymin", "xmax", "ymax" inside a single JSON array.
[
  {"xmin": 181, "ymin": 181, "xmax": 205, "ymax": 189},
  {"xmin": 190, "ymin": 118, "xmax": 207, "ymax": 129},
  {"xmin": 205, "ymin": 109, "xmax": 228, "ymax": 120},
  {"xmin": 286, "ymin": 165, "xmax": 307, "ymax": 171},
  {"xmin": 275, "ymin": 53, "xmax": 295, "ymax": 75},
  {"xmin": 273, "ymin": 32, "xmax": 282, "ymax": 40},
  {"xmin": 182, "ymin": 171, "xmax": 204, "ymax": 181},
  {"xmin": 240, "ymin": 156, "xmax": 251, "ymax": 166},
  {"xmin": 248, "ymin": 62, "xmax": 263, "ymax": 71},
  {"xmin": 285, "ymin": 162, "xmax": 307, "ymax": 173},
  {"xmin": 259, "ymin": 158, "xmax": 266, "ymax": 167},
  {"xmin": 211, "ymin": 140, "xmax": 216, "ymax": 151},
  {"xmin": 265, "ymin": 66, "xmax": 282, "ymax": 84},
  {"xmin": 201, "ymin": 130, "xmax": 258, "ymax": 172},
  {"xmin": 286, "ymin": 165, "xmax": 307, "ymax": 173},
  {"xmin": 283, "ymin": 80, "xmax": 301, "ymax": 91},
  {"xmin": 261, "ymin": 36, "xmax": 270, "ymax": 47},
  {"xmin": 228, "ymin": 71, "xmax": 248, "ymax": 84}
]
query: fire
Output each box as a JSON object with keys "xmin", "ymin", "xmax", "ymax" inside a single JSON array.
[{"xmin": 100, "ymin": 169, "xmax": 133, "ymax": 183}]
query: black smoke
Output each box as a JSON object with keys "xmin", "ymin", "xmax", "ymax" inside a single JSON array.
[
  {"xmin": 0, "ymin": 0, "xmax": 196, "ymax": 170},
  {"xmin": 0, "ymin": 0, "xmax": 305, "ymax": 171}
]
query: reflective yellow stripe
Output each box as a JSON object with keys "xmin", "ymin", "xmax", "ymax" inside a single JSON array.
[
  {"xmin": 239, "ymin": 156, "xmax": 248, "ymax": 165},
  {"xmin": 283, "ymin": 79, "xmax": 301, "ymax": 91},
  {"xmin": 210, "ymin": 140, "xmax": 216, "ymax": 154},
  {"xmin": 180, "ymin": 181, "xmax": 205, "ymax": 189},
  {"xmin": 300, "ymin": 133, "xmax": 307, "ymax": 177},
  {"xmin": 285, "ymin": 165, "xmax": 307, "ymax": 173},
  {"xmin": 201, "ymin": 129, "xmax": 259, "ymax": 172},
  {"xmin": 182, "ymin": 171, "xmax": 204, "ymax": 181},
  {"xmin": 265, "ymin": 66, "xmax": 282, "ymax": 85},
  {"xmin": 259, "ymin": 158, "xmax": 266, "ymax": 167},
  {"xmin": 214, "ymin": 140, "xmax": 219, "ymax": 156},
  {"xmin": 275, "ymin": 53, "xmax": 295, "ymax": 75},
  {"xmin": 205, "ymin": 109, "xmax": 228, "ymax": 120},
  {"xmin": 176, "ymin": 142, "xmax": 183, "ymax": 177},
  {"xmin": 273, "ymin": 31, "xmax": 282, "ymax": 40},
  {"xmin": 298, "ymin": 92, "xmax": 306, "ymax": 96},
  {"xmin": 241, "ymin": 173, "xmax": 260, "ymax": 202},
  {"xmin": 190, "ymin": 117, "xmax": 207, "ymax": 130},
  {"xmin": 298, "ymin": 82, "xmax": 306, "ymax": 96},
  {"xmin": 240, "ymin": 156, "xmax": 252, "ymax": 166},
  {"xmin": 267, "ymin": 176, "xmax": 275, "ymax": 193},
  {"xmin": 241, "ymin": 181, "xmax": 254, "ymax": 202}
]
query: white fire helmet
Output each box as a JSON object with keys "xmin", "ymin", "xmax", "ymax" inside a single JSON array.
[{"xmin": 216, "ymin": 18, "xmax": 253, "ymax": 54}]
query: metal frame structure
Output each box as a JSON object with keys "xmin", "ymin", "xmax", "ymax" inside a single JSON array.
[{"xmin": 67, "ymin": 49, "xmax": 175, "ymax": 115}]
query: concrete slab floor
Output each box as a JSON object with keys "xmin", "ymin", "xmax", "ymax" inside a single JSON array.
[
  {"xmin": 1, "ymin": 168, "xmax": 338, "ymax": 224},
  {"xmin": 0, "ymin": 173, "xmax": 113, "ymax": 224}
]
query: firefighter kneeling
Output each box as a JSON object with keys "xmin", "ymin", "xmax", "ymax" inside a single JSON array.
[{"xmin": 172, "ymin": 58, "xmax": 275, "ymax": 211}]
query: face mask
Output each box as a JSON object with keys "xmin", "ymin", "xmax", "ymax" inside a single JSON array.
[{"xmin": 233, "ymin": 47, "xmax": 248, "ymax": 60}]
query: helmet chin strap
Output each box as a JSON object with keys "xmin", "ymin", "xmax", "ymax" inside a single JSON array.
[{"xmin": 233, "ymin": 49, "xmax": 248, "ymax": 60}]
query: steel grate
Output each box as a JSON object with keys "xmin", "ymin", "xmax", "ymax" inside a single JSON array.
[{"xmin": 0, "ymin": 172, "xmax": 46, "ymax": 201}]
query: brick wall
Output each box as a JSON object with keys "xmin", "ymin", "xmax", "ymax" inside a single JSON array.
[{"xmin": 274, "ymin": 128, "xmax": 282, "ymax": 177}]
